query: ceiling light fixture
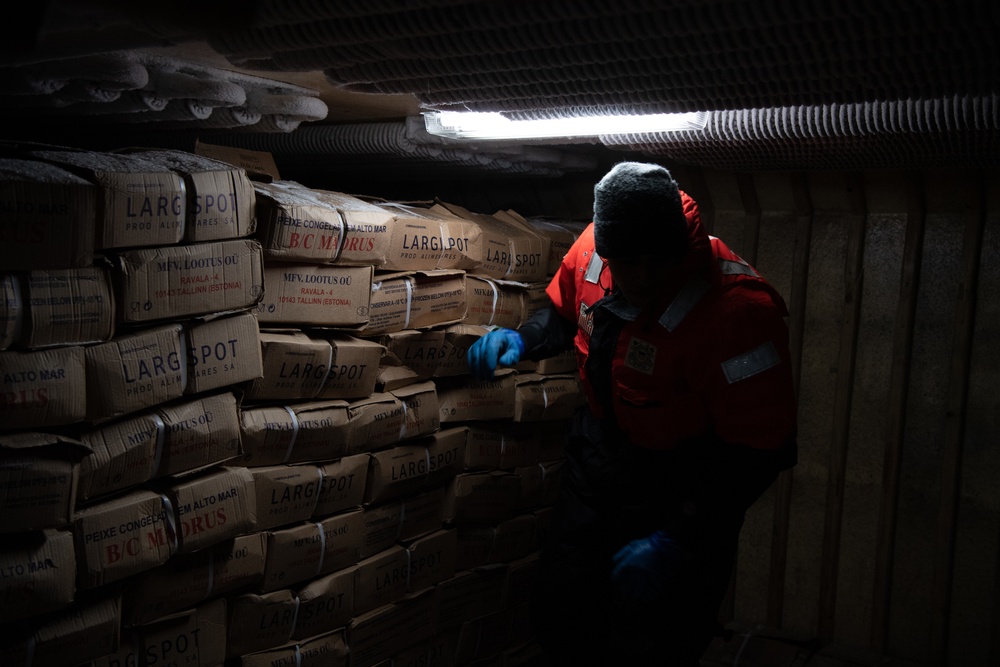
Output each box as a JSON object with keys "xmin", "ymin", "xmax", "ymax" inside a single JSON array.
[{"xmin": 422, "ymin": 110, "xmax": 709, "ymax": 141}]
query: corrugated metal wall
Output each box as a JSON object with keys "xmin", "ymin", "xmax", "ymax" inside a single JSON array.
[{"xmin": 670, "ymin": 166, "xmax": 1000, "ymax": 666}]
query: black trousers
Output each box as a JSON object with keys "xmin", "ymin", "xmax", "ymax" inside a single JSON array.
[{"xmin": 531, "ymin": 410, "xmax": 750, "ymax": 666}]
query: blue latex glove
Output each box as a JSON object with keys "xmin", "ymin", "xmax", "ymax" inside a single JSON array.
[
  {"xmin": 611, "ymin": 530, "xmax": 685, "ymax": 602},
  {"xmin": 466, "ymin": 328, "xmax": 525, "ymax": 380}
]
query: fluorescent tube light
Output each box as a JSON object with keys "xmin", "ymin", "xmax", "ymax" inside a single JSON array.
[{"xmin": 423, "ymin": 110, "xmax": 709, "ymax": 141}]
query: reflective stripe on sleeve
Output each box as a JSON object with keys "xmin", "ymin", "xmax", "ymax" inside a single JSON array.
[{"xmin": 721, "ymin": 340, "xmax": 781, "ymax": 384}]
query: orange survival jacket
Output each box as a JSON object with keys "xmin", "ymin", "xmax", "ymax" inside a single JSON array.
[{"xmin": 545, "ymin": 192, "xmax": 797, "ymax": 451}]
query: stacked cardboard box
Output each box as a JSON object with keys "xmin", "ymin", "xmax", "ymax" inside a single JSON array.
[
  {"xmin": 0, "ymin": 146, "xmax": 265, "ymax": 666},
  {"xmin": 0, "ymin": 146, "xmax": 585, "ymax": 667}
]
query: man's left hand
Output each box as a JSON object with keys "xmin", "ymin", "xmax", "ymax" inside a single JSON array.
[{"xmin": 611, "ymin": 529, "xmax": 686, "ymax": 602}]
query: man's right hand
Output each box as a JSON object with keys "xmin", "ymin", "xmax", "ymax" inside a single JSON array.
[{"xmin": 466, "ymin": 328, "xmax": 525, "ymax": 380}]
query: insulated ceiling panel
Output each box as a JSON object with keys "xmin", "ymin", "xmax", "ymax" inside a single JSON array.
[{"xmin": 1, "ymin": 0, "xmax": 998, "ymax": 171}]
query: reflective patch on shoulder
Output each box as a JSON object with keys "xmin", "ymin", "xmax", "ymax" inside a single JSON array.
[
  {"xmin": 584, "ymin": 252, "xmax": 603, "ymax": 284},
  {"xmin": 624, "ymin": 337, "xmax": 657, "ymax": 375},
  {"xmin": 719, "ymin": 258, "xmax": 759, "ymax": 277},
  {"xmin": 721, "ymin": 341, "xmax": 781, "ymax": 384}
]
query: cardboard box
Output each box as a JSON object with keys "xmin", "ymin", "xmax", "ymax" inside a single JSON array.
[
  {"xmin": 524, "ymin": 279, "xmax": 552, "ymax": 318},
  {"xmin": 455, "ymin": 525, "xmax": 495, "ymax": 571},
  {"xmin": 99, "ymin": 599, "xmax": 227, "ymax": 667},
  {"xmin": 465, "ymin": 422, "xmax": 541, "ymax": 471},
  {"xmin": 464, "ymin": 276, "xmax": 531, "ymax": 329},
  {"xmin": 239, "ymin": 401, "xmax": 350, "ymax": 466},
  {"xmin": 196, "ymin": 140, "xmax": 280, "ymax": 182},
  {"xmin": 161, "ymin": 466, "xmax": 257, "ymax": 554},
  {"xmin": 155, "ymin": 391, "xmax": 243, "ymax": 477},
  {"xmin": 312, "ymin": 454, "xmax": 368, "ymax": 517},
  {"xmin": 113, "ymin": 238, "xmax": 265, "ymax": 324},
  {"xmin": 370, "ymin": 199, "xmax": 482, "ymax": 271},
  {"xmin": 364, "ymin": 444, "xmax": 432, "ymax": 507},
  {"xmin": 0, "ymin": 345, "xmax": 86, "ymax": 430},
  {"xmin": 505, "ymin": 553, "xmax": 542, "ymax": 610},
  {"xmin": 364, "ymin": 269, "xmax": 467, "ymax": 335},
  {"xmin": 435, "ymin": 565, "xmax": 508, "ymax": 631},
  {"xmin": 0, "ymin": 432, "xmax": 90, "ymax": 533},
  {"xmin": 251, "ymin": 464, "xmax": 323, "ymax": 531},
  {"xmin": 359, "ymin": 502, "xmax": 404, "ymax": 559},
  {"xmin": 0, "ymin": 529, "xmax": 76, "ymax": 623},
  {"xmin": 456, "ymin": 516, "xmax": 538, "ymax": 571},
  {"xmin": 372, "ymin": 329, "xmax": 447, "ymax": 390},
  {"xmin": 397, "ymin": 486, "xmax": 447, "ymax": 542},
  {"xmin": 486, "ymin": 514, "xmax": 539, "ymax": 564},
  {"xmin": 78, "ymin": 391, "xmax": 242, "ymax": 502},
  {"xmin": 404, "ymin": 527, "xmax": 458, "ymax": 593},
  {"xmin": 364, "ymin": 426, "xmax": 467, "ymax": 506},
  {"xmin": 239, "ymin": 630, "xmax": 349, "ymax": 667},
  {"xmin": 84, "ymin": 323, "xmax": 187, "ymax": 421},
  {"xmin": 184, "ymin": 311, "xmax": 263, "ymax": 394},
  {"xmin": 123, "ymin": 148, "xmax": 257, "ymax": 242},
  {"xmin": 226, "ymin": 590, "xmax": 298, "ymax": 658},
  {"xmin": 346, "ymin": 588, "xmax": 438, "ymax": 667},
  {"xmin": 257, "ymin": 181, "xmax": 479, "ymax": 272},
  {"xmin": 513, "ymin": 373, "xmax": 584, "ymax": 422},
  {"xmin": 392, "ymin": 380, "xmax": 440, "ymax": 441},
  {"xmin": 0, "ymin": 157, "xmax": 99, "ymax": 271},
  {"xmin": 127, "ymin": 532, "xmax": 266, "ymax": 625},
  {"xmin": 246, "ymin": 331, "xmax": 383, "ymax": 401},
  {"xmin": 442, "ymin": 471, "xmax": 522, "ymax": 524},
  {"xmin": 314, "ymin": 191, "xmax": 480, "ymax": 271},
  {"xmin": 0, "ymin": 274, "xmax": 21, "ymax": 350},
  {"xmin": 261, "ymin": 521, "xmax": 328, "ymax": 592},
  {"xmin": 377, "ymin": 201, "xmax": 482, "ymax": 271},
  {"xmin": 291, "ymin": 567, "xmax": 355, "ymax": 640},
  {"xmin": 432, "ymin": 201, "xmax": 549, "ymax": 283},
  {"xmin": 344, "ymin": 392, "xmax": 407, "ymax": 456},
  {"xmin": 29, "ymin": 148, "xmax": 187, "ymax": 249},
  {"xmin": 289, "ymin": 401, "xmax": 352, "ymax": 463},
  {"xmin": 238, "ymin": 405, "xmax": 299, "ymax": 467},
  {"xmin": 247, "ymin": 330, "xmax": 333, "ymax": 401},
  {"xmin": 317, "ymin": 509, "xmax": 366, "ymax": 572},
  {"xmin": 354, "ymin": 544, "xmax": 411, "ymax": 616},
  {"xmin": 436, "ymin": 369, "xmax": 517, "ymax": 423},
  {"xmin": 73, "ymin": 489, "xmax": 176, "ymax": 589},
  {"xmin": 512, "ymin": 462, "xmax": 544, "ymax": 512},
  {"xmin": 257, "ymin": 263, "xmax": 372, "ymax": 327},
  {"xmin": 453, "ymin": 608, "xmax": 513, "ymax": 665},
  {"xmin": 254, "ymin": 180, "xmax": 383, "ymax": 265},
  {"xmin": 517, "ymin": 215, "xmax": 581, "ymax": 277},
  {"xmin": 514, "ymin": 459, "xmax": 565, "ymax": 510},
  {"xmin": 0, "ymin": 593, "xmax": 121, "ymax": 667},
  {"xmin": 15, "ymin": 266, "xmax": 115, "ymax": 348},
  {"xmin": 316, "ymin": 333, "xmax": 384, "ymax": 399}
]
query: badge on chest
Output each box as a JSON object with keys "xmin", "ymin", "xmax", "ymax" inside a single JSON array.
[{"xmin": 624, "ymin": 336, "xmax": 657, "ymax": 374}]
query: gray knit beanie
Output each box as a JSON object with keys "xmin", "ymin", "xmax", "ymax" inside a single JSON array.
[{"xmin": 592, "ymin": 162, "xmax": 689, "ymax": 260}]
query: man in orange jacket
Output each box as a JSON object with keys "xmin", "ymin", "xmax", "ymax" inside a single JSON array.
[{"xmin": 467, "ymin": 162, "xmax": 798, "ymax": 665}]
